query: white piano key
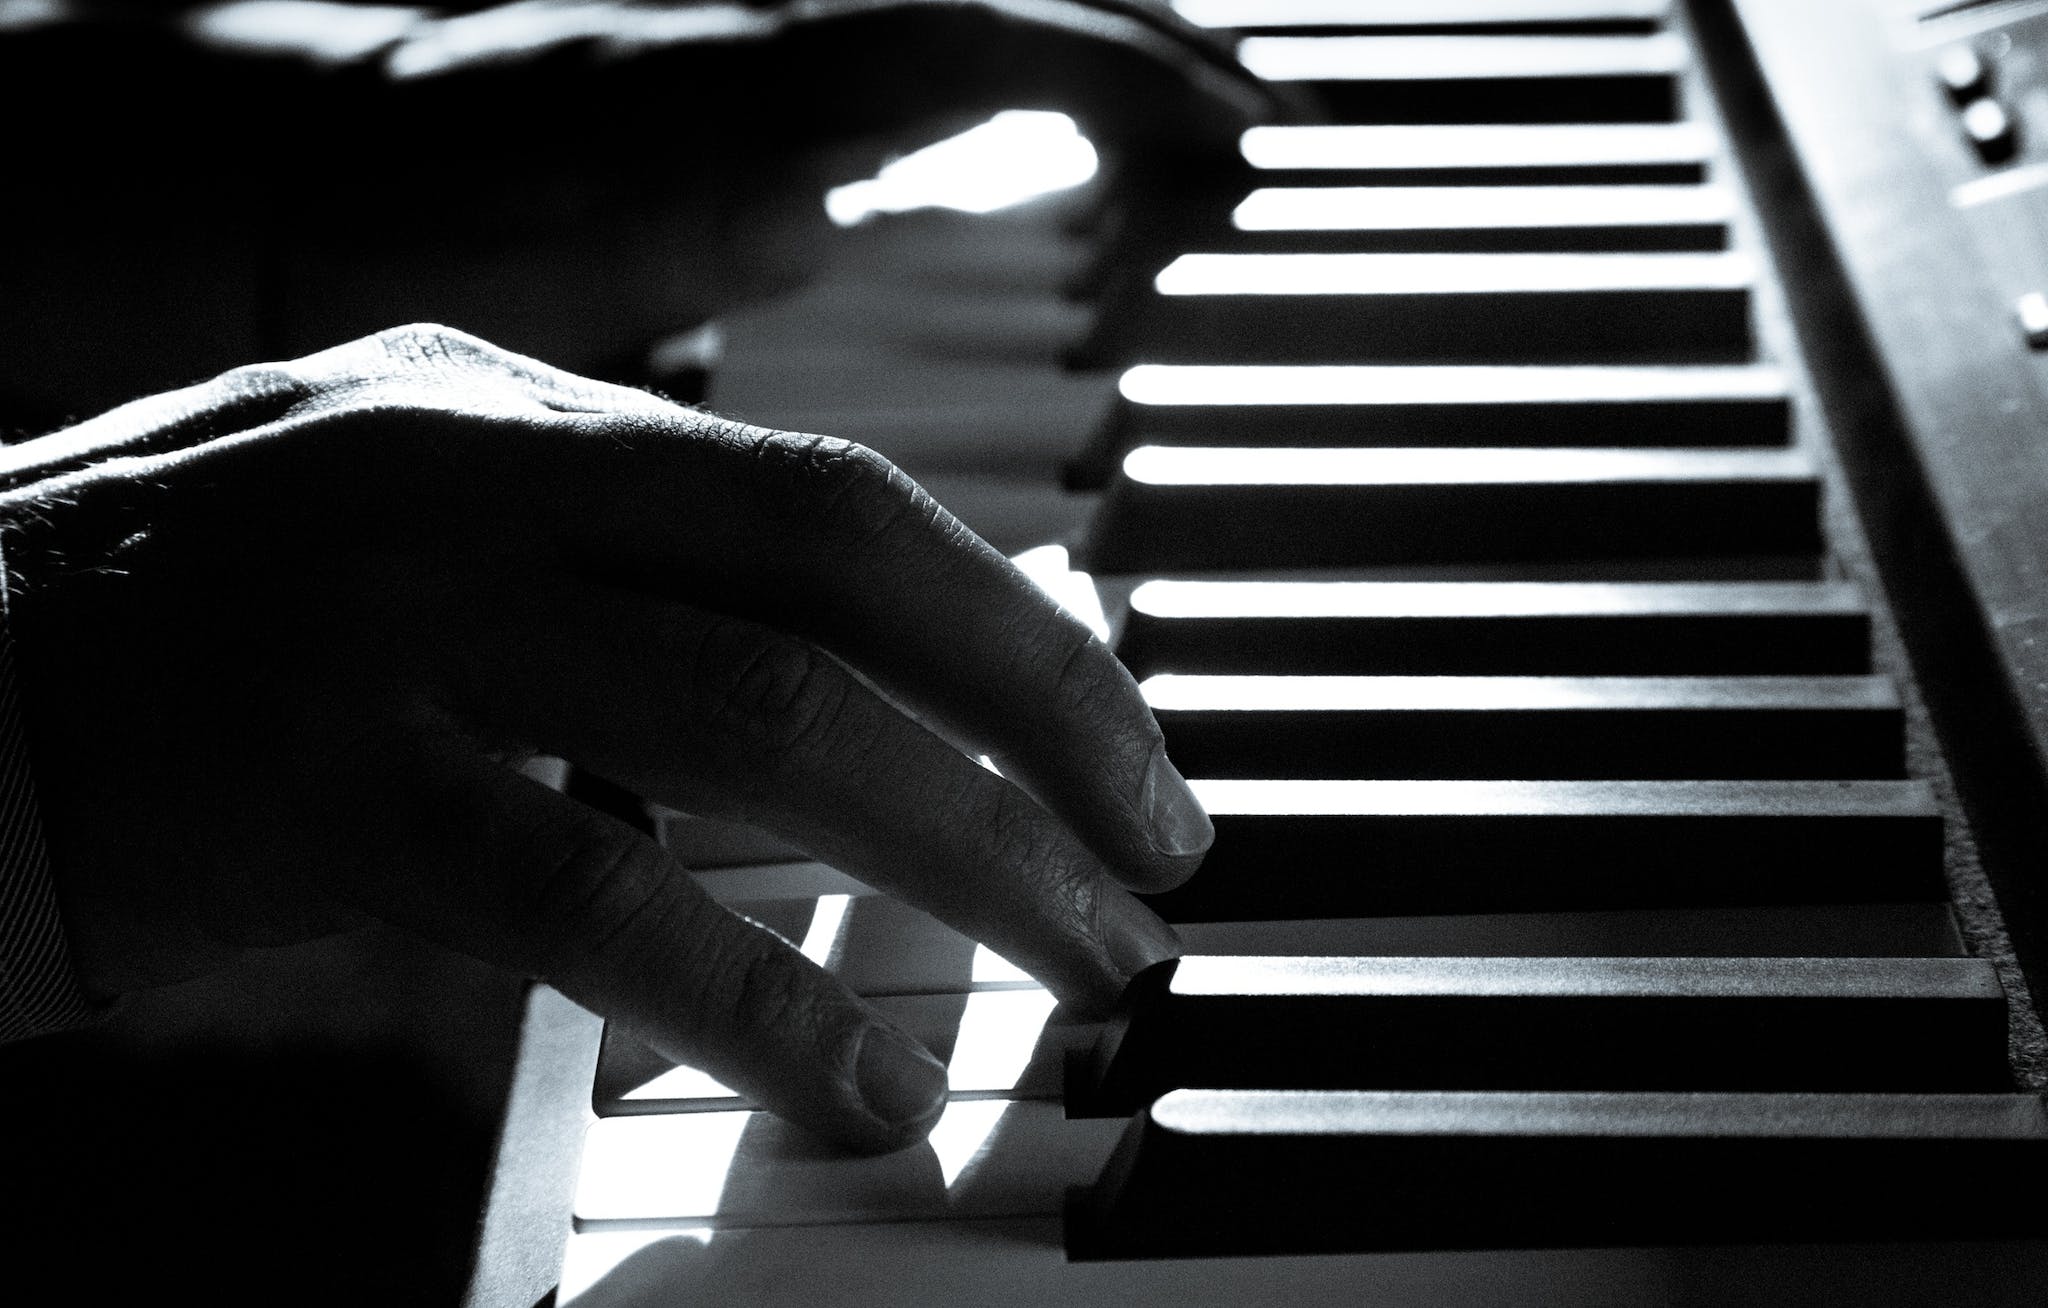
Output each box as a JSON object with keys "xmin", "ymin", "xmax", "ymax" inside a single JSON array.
[
  {"xmin": 656, "ymin": 809, "xmax": 806, "ymax": 867},
  {"xmin": 605, "ymin": 988, "xmax": 1070, "ymax": 1111},
  {"xmin": 941, "ymin": 989, "xmax": 1065, "ymax": 1093},
  {"xmin": 697, "ymin": 882, "xmax": 1030, "ymax": 995},
  {"xmin": 560, "ymin": 1221, "xmax": 2048, "ymax": 1308},
  {"xmin": 798, "ymin": 893, "xmax": 853, "ymax": 967},
  {"xmin": 576, "ymin": 1111, "xmax": 754, "ymax": 1226},
  {"xmin": 690, "ymin": 859, "xmax": 873, "ymax": 903},
  {"xmin": 573, "ymin": 1101, "xmax": 1123, "ymax": 1227},
  {"xmin": 618, "ymin": 1061, "xmax": 738, "ymax": 1106},
  {"xmin": 826, "ymin": 893, "xmax": 987, "ymax": 996},
  {"xmin": 693, "ymin": 883, "xmax": 1046, "ymax": 996}
]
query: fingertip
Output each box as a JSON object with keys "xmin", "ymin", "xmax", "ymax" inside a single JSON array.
[
  {"xmin": 1141, "ymin": 745, "xmax": 1212, "ymax": 858},
  {"xmin": 1128, "ymin": 743, "xmax": 1212, "ymax": 891},
  {"xmin": 850, "ymin": 1025, "xmax": 950, "ymax": 1151}
]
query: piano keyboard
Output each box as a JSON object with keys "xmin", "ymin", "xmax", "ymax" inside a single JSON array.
[{"xmin": 469, "ymin": 3, "xmax": 2048, "ymax": 1304}]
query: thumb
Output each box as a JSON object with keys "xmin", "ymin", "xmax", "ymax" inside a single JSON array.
[{"xmin": 348, "ymin": 726, "xmax": 949, "ymax": 1153}]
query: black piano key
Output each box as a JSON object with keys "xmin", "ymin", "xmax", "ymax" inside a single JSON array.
[
  {"xmin": 1062, "ymin": 182, "xmax": 1736, "ymax": 316},
  {"xmin": 1144, "ymin": 674, "xmax": 1903, "ymax": 779},
  {"xmin": 1061, "ymin": 178, "xmax": 1250, "ymax": 304},
  {"xmin": 1071, "ymin": 128, "xmax": 1721, "ymax": 299},
  {"xmin": 1069, "ymin": 956, "xmax": 2010, "ymax": 1116},
  {"xmin": 1238, "ymin": 34, "xmax": 1685, "ymax": 124},
  {"xmin": 1224, "ymin": 184, "xmax": 1730, "ymax": 253},
  {"xmin": 1141, "ymin": 778, "xmax": 1941, "ymax": 920},
  {"xmin": 1072, "ymin": 252, "xmax": 1752, "ymax": 367},
  {"xmin": 1069, "ymin": 363, "xmax": 1791, "ymax": 487},
  {"xmin": 1241, "ymin": 122, "xmax": 1714, "ymax": 186},
  {"xmin": 1179, "ymin": 903, "xmax": 1969, "ymax": 960},
  {"xmin": 1083, "ymin": 446, "xmax": 1819, "ymax": 572},
  {"xmin": 1109, "ymin": 361, "xmax": 1792, "ymax": 447},
  {"xmin": 1178, "ymin": 0, "xmax": 1670, "ymax": 36},
  {"xmin": 1067, "ymin": 1089, "xmax": 2048, "ymax": 1258},
  {"xmin": 1116, "ymin": 580, "xmax": 1866, "ymax": 676}
]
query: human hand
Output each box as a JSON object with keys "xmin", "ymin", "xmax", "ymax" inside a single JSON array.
[
  {"xmin": 370, "ymin": 0, "xmax": 1290, "ymax": 165},
  {"xmin": 3, "ymin": 0, "xmax": 1297, "ymax": 423},
  {"xmin": 0, "ymin": 324, "xmax": 1211, "ymax": 1151}
]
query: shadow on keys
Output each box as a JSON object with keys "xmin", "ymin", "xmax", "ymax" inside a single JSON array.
[{"xmin": 568, "ymin": 873, "xmax": 1115, "ymax": 1302}]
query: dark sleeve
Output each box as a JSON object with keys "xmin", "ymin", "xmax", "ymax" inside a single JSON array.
[{"xmin": 0, "ymin": 537, "xmax": 95, "ymax": 1042}]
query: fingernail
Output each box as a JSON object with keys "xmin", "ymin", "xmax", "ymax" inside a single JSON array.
[
  {"xmin": 1141, "ymin": 745, "xmax": 1213, "ymax": 858},
  {"xmin": 854, "ymin": 1026, "xmax": 949, "ymax": 1130},
  {"xmin": 1102, "ymin": 890, "xmax": 1183, "ymax": 981}
]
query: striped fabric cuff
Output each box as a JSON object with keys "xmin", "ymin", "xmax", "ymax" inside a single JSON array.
[{"xmin": 0, "ymin": 536, "xmax": 95, "ymax": 1042}]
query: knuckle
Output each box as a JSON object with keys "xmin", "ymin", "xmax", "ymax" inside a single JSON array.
[
  {"xmin": 1011, "ymin": 610, "xmax": 1136, "ymax": 752},
  {"xmin": 969, "ymin": 777, "xmax": 1108, "ymax": 946},
  {"xmin": 209, "ymin": 361, "xmax": 312, "ymax": 407},
  {"xmin": 371, "ymin": 322, "xmax": 493, "ymax": 370},
  {"xmin": 689, "ymin": 618, "xmax": 852, "ymax": 765},
  {"xmin": 753, "ymin": 431, "xmax": 939, "ymax": 556},
  {"xmin": 519, "ymin": 826, "xmax": 677, "ymax": 980},
  {"xmin": 651, "ymin": 896, "xmax": 808, "ymax": 1052},
  {"xmin": 179, "ymin": 361, "xmax": 327, "ymax": 439},
  {"xmin": 719, "ymin": 942, "xmax": 813, "ymax": 1045},
  {"xmin": 333, "ymin": 324, "xmax": 528, "ymax": 407},
  {"xmin": 1042, "ymin": 617, "xmax": 1124, "ymax": 723},
  {"xmin": 981, "ymin": 779, "xmax": 1067, "ymax": 890}
]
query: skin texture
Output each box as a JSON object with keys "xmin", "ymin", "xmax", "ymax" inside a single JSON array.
[{"xmin": 0, "ymin": 324, "xmax": 1214, "ymax": 1152}]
